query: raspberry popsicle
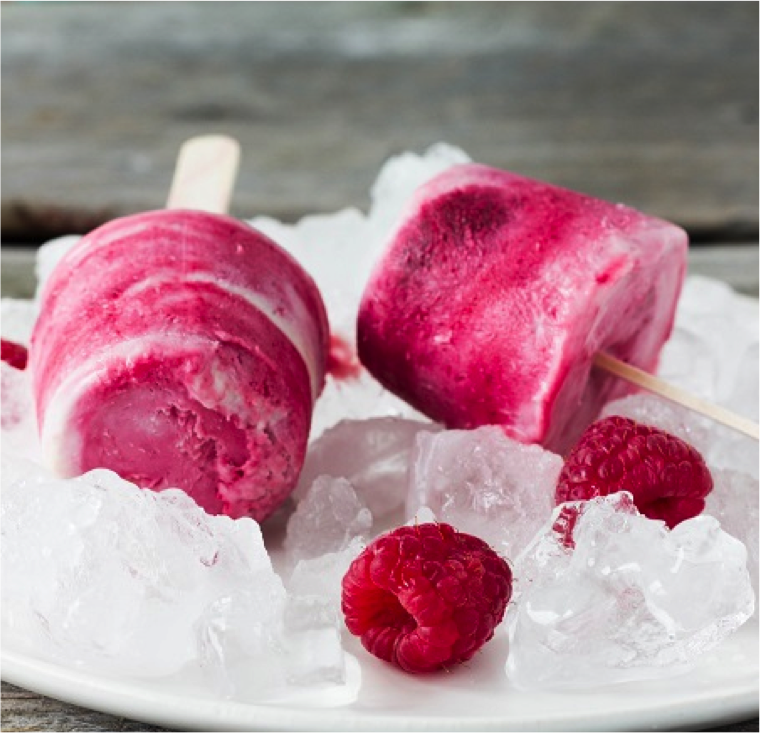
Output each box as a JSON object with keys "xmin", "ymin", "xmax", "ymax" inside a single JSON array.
[
  {"xmin": 30, "ymin": 138, "xmax": 329, "ymax": 521},
  {"xmin": 357, "ymin": 164, "xmax": 688, "ymax": 452}
]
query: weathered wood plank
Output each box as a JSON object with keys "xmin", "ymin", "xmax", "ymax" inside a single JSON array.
[
  {"xmin": 2, "ymin": 247, "xmax": 39, "ymax": 299},
  {"xmin": 1, "ymin": 681, "xmax": 166, "ymax": 732},
  {"xmin": 2, "ymin": 2, "xmax": 758, "ymax": 240}
]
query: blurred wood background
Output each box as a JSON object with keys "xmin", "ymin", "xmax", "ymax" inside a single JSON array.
[{"xmin": 2, "ymin": 2, "xmax": 758, "ymax": 242}]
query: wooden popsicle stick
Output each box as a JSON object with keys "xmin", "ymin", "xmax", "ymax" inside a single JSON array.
[
  {"xmin": 594, "ymin": 351, "xmax": 759, "ymax": 440},
  {"xmin": 166, "ymin": 134, "xmax": 241, "ymax": 214}
]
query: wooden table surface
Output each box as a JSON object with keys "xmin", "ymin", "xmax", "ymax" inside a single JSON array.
[{"xmin": 1, "ymin": 2, "xmax": 758, "ymax": 731}]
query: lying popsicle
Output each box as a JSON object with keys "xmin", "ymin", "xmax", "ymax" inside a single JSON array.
[
  {"xmin": 357, "ymin": 163, "xmax": 757, "ymax": 452},
  {"xmin": 30, "ymin": 136, "xmax": 329, "ymax": 521}
]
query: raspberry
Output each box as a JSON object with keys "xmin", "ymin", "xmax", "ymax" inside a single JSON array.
[
  {"xmin": 555, "ymin": 415, "xmax": 713, "ymax": 528},
  {"xmin": 341, "ymin": 522, "xmax": 512, "ymax": 673},
  {"xmin": 1, "ymin": 339, "xmax": 28, "ymax": 370}
]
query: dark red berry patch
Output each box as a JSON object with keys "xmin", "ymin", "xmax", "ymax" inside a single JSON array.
[
  {"xmin": 555, "ymin": 415, "xmax": 713, "ymax": 528},
  {"xmin": 1, "ymin": 339, "xmax": 28, "ymax": 370},
  {"xmin": 341, "ymin": 522, "xmax": 512, "ymax": 673}
]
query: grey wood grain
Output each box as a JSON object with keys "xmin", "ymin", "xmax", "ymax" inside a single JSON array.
[
  {"xmin": 1, "ymin": 681, "xmax": 165, "ymax": 732},
  {"xmin": 2, "ymin": 2, "xmax": 758, "ymax": 240}
]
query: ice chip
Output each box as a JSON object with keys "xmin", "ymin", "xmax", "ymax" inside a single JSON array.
[
  {"xmin": 284, "ymin": 536, "xmax": 365, "ymax": 681},
  {"xmin": 282, "ymin": 598, "xmax": 346, "ymax": 687},
  {"xmin": 407, "ymin": 426, "xmax": 562, "ymax": 559},
  {"xmin": 406, "ymin": 505, "xmax": 438, "ymax": 526},
  {"xmin": 298, "ymin": 417, "xmax": 440, "ymax": 522},
  {"xmin": 197, "ymin": 588, "xmax": 287, "ymax": 698},
  {"xmin": 284, "ymin": 476, "xmax": 372, "ymax": 563},
  {"xmin": 287, "ymin": 536, "xmax": 366, "ymax": 621},
  {"xmin": 507, "ymin": 493, "xmax": 755, "ymax": 689}
]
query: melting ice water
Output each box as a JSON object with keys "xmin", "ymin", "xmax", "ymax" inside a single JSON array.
[{"xmin": 1, "ymin": 143, "xmax": 758, "ymax": 694}]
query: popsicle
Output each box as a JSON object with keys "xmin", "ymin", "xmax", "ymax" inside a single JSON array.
[
  {"xmin": 30, "ymin": 137, "xmax": 330, "ymax": 521},
  {"xmin": 358, "ymin": 163, "xmax": 692, "ymax": 452}
]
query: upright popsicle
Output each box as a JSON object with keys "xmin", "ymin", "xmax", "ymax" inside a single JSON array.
[
  {"xmin": 357, "ymin": 163, "xmax": 688, "ymax": 452},
  {"xmin": 30, "ymin": 136, "xmax": 330, "ymax": 521}
]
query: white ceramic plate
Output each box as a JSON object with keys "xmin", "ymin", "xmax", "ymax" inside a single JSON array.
[{"xmin": 2, "ymin": 618, "xmax": 758, "ymax": 731}]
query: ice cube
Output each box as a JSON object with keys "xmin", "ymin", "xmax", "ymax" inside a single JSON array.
[
  {"xmin": 507, "ymin": 493, "xmax": 755, "ymax": 690},
  {"xmin": 725, "ymin": 340, "xmax": 760, "ymax": 421},
  {"xmin": 705, "ymin": 468, "xmax": 759, "ymax": 599},
  {"xmin": 197, "ymin": 588, "xmax": 288, "ymax": 698},
  {"xmin": 284, "ymin": 537, "xmax": 365, "ymax": 684},
  {"xmin": 284, "ymin": 476, "xmax": 372, "ymax": 563},
  {"xmin": 407, "ymin": 426, "xmax": 562, "ymax": 560},
  {"xmin": 282, "ymin": 594, "xmax": 347, "ymax": 687},
  {"xmin": 299, "ymin": 417, "xmax": 440, "ymax": 522}
]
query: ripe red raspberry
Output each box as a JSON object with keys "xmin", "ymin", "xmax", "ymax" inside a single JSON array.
[
  {"xmin": 555, "ymin": 415, "xmax": 713, "ymax": 528},
  {"xmin": 341, "ymin": 522, "xmax": 512, "ymax": 673},
  {"xmin": 1, "ymin": 339, "xmax": 28, "ymax": 370}
]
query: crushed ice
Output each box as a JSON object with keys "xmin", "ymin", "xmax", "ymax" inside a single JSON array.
[
  {"xmin": 506, "ymin": 492, "xmax": 754, "ymax": 689},
  {"xmin": 1, "ymin": 143, "xmax": 758, "ymax": 695}
]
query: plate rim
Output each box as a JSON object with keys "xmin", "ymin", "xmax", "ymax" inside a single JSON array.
[{"xmin": 2, "ymin": 638, "xmax": 759, "ymax": 733}]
